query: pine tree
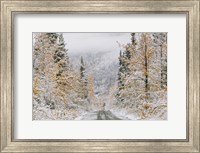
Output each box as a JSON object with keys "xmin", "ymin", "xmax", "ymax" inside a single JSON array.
[
  {"xmin": 152, "ymin": 33, "xmax": 167, "ymax": 89},
  {"xmin": 131, "ymin": 33, "xmax": 155, "ymax": 101},
  {"xmin": 116, "ymin": 50, "xmax": 125, "ymax": 101},
  {"xmin": 55, "ymin": 34, "xmax": 71, "ymax": 92},
  {"xmin": 118, "ymin": 50, "xmax": 124, "ymax": 90},
  {"xmin": 80, "ymin": 56, "xmax": 85, "ymax": 79},
  {"xmin": 33, "ymin": 33, "xmax": 76, "ymax": 109},
  {"xmin": 116, "ymin": 33, "xmax": 137, "ymax": 102},
  {"xmin": 55, "ymin": 33, "xmax": 70, "ymax": 71},
  {"xmin": 79, "ymin": 56, "xmax": 88, "ymax": 99},
  {"xmin": 115, "ymin": 33, "xmax": 167, "ymax": 119},
  {"xmin": 33, "ymin": 33, "xmax": 94, "ymax": 119},
  {"xmin": 33, "ymin": 33, "xmax": 59, "ymax": 109}
]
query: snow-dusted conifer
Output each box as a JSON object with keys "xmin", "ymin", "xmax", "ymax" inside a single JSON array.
[{"xmin": 79, "ymin": 56, "xmax": 88, "ymax": 99}]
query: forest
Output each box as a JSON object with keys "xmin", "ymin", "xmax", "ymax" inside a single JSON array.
[{"xmin": 33, "ymin": 32, "xmax": 167, "ymax": 120}]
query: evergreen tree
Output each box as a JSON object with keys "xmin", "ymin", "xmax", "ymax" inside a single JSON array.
[
  {"xmin": 116, "ymin": 50, "xmax": 125, "ymax": 101},
  {"xmin": 55, "ymin": 34, "xmax": 71, "ymax": 89},
  {"xmin": 33, "ymin": 33, "xmax": 76, "ymax": 109},
  {"xmin": 33, "ymin": 33, "xmax": 59, "ymax": 109},
  {"xmin": 115, "ymin": 32, "xmax": 168, "ymax": 118},
  {"xmin": 116, "ymin": 33, "xmax": 137, "ymax": 102},
  {"xmin": 131, "ymin": 33, "xmax": 136, "ymax": 45},
  {"xmin": 55, "ymin": 34, "xmax": 70, "ymax": 70},
  {"xmin": 33, "ymin": 33, "xmax": 94, "ymax": 120},
  {"xmin": 152, "ymin": 33, "xmax": 167, "ymax": 89},
  {"xmin": 79, "ymin": 56, "xmax": 88, "ymax": 99},
  {"xmin": 80, "ymin": 56, "xmax": 85, "ymax": 78},
  {"xmin": 118, "ymin": 50, "xmax": 124, "ymax": 90}
]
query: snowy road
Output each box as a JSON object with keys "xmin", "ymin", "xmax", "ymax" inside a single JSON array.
[{"xmin": 79, "ymin": 110, "xmax": 122, "ymax": 120}]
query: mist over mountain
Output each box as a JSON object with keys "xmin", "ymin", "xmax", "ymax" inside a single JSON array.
[{"xmin": 69, "ymin": 50, "xmax": 119, "ymax": 96}]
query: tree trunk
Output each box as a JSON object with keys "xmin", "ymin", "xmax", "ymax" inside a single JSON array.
[
  {"xmin": 160, "ymin": 45, "xmax": 167, "ymax": 89},
  {"xmin": 144, "ymin": 43, "xmax": 149, "ymax": 99}
]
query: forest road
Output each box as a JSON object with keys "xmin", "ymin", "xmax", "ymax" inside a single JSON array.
[
  {"xmin": 80, "ymin": 110, "xmax": 122, "ymax": 120},
  {"xmin": 97, "ymin": 110, "xmax": 122, "ymax": 120}
]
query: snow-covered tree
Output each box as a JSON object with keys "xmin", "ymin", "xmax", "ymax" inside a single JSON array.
[
  {"xmin": 33, "ymin": 32, "xmax": 167, "ymax": 121},
  {"xmin": 88, "ymin": 73, "xmax": 95, "ymax": 99},
  {"xmin": 152, "ymin": 33, "xmax": 167, "ymax": 89},
  {"xmin": 33, "ymin": 33, "xmax": 91, "ymax": 120},
  {"xmin": 33, "ymin": 33, "xmax": 77, "ymax": 107},
  {"xmin": 79, "ymin": 56, "xmax": 88, "ymax": 99},
  {"xmin": 116, "ymin": 51, "xmax": 125, "ymax": 101},
  {"xmin": 33, "ymin": 33, "xmax": 60, "ymax": 109},
  {"xmin": 115, "ymin": 33, "xmax": 167, "ymax": 119}
]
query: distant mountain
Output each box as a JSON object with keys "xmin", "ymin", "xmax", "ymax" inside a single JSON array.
[{"xmin": 69, "ymin": 51, "xmax": 119, "ymax": 96}]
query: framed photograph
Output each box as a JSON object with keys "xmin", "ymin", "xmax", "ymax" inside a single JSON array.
[
  {"xmin": 1, "ymin": 0, "xmax": 199, "ymax": 152},
  {"xmin": 32, "ymin": 32, "xmax": 167, "ymax": 121}
]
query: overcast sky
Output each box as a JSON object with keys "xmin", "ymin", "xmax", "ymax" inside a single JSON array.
[{"xmin": 63, "ymin": 33, "xmax": 131, "ymax": 56}]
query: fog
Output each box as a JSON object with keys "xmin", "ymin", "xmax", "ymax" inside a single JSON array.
[{"xmin": 63, "ymin": 33, "xmax": 131, "ymax": 56}]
